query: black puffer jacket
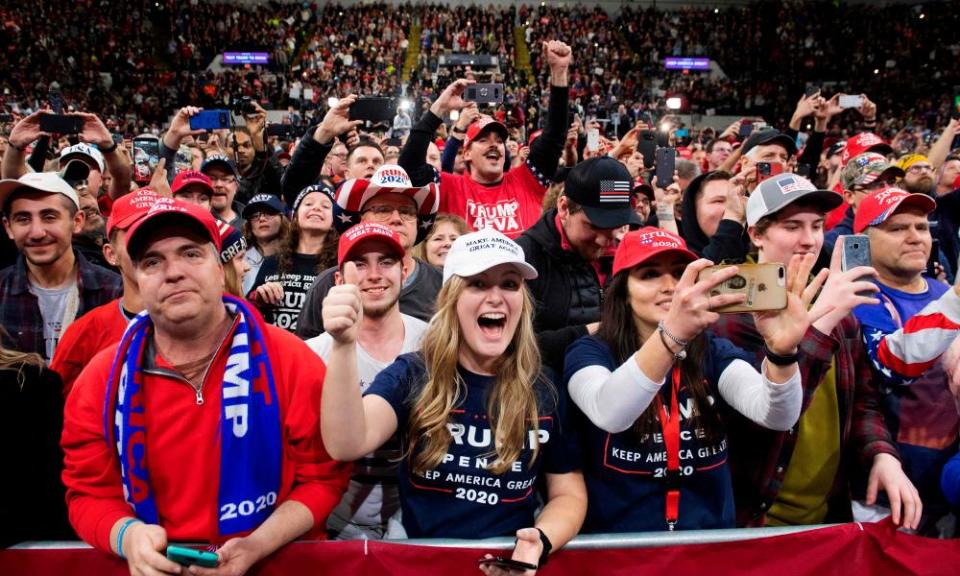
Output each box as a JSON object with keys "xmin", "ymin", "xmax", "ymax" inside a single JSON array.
[{"xmin": 516, "ymin": 209, "xmax": 609, "ymax": 374}]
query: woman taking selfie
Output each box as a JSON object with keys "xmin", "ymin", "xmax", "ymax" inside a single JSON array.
[
  {"xmin": 321, "ymin": 228, "xmax": 585, "ymax": 572},
  {"xmin": 564, "ymin": 227, "xmax": 827, "ymax": 532}
]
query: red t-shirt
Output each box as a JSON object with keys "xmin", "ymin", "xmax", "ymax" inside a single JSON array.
[
  {"xmin": 50, "ymin": 298, "xmax": 130, "ymax": 396},
  {"xmin": 61, "ymin": 319, "xmax": 351, "ymax": 552},
  {"xmin": 439, "ymin": 162, "xmax": 548, "ymax": 239}
]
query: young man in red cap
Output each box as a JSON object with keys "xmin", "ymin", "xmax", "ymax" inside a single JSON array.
[
  {"xmin": 307, "ymin": 222, "xmax": 428, "ymax": 540},
  {"xmin": 62, "ymin": 197, "xmax": 349, "ymax": 575},
  {"xmin": 849, "ymin": 187, "xmax": 958, "ymax": 535},
  {"xmin": 51, "ymin": 188, "xmax": 158, "ymax": 395},
  {"xmin": 399, "ymin": 40, "xmax": 573, "ymax": 239}
]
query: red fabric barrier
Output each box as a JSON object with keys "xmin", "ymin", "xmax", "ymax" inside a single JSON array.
[{"xmin": 2, "ymin": 521, "xmax": 958, "ymax": 575}]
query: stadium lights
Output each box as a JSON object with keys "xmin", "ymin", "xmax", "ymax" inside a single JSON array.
[
  {"xmin": 666, "ymin": 97, "xmax": 682, "ymax": 110},
  {"xmin": 399, "ymin": 98, "xmax": 412, "ymax": 111},
  {"xmin": 327, "ymin": 97, "xmax": 339, "ymax": 108}
]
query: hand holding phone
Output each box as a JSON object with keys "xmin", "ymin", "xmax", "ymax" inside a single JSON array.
[
  {"xmin": 166, "ymin": 545, "xmax": 219, "ymax": 568},
  {"xmin": 39, "ymin": 113, "xmax": 84, "ymax": 134},
  {"xmin": 838, "ymin": 94, "xmax": 864, "ymax": 109},
  {"xmin": 738, "ymin": 119, "xmax": 754, "ymax": 138},
  {"xmin": 465, "ymin": 83, "xmax": 504, "ymax": 105},
  {"xmin": 189, "ymin": 110, "xmax": 232, "ymax": 131},
  {"xmin": 697, "ymin": 263, "xmax": 787, "ymax": 313},
  {"xmin": 755, "ymin": 161, "xmax": 784, "ymax": 184},
  {"xmin": 349, "ymin": 97, "xmax": 397, "ymax": 123},
  {"xmin": 586, "ymin": 127, "xmax": 600, "ymax": 152}
]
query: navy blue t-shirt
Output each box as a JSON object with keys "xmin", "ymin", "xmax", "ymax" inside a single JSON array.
[
  {"xmin": 364, "ymin": 353, "xmax": 581, "ymax": 539},
  {"xmin": 564, "ymin": 333, "xmax": 752, "ymax": 533}
]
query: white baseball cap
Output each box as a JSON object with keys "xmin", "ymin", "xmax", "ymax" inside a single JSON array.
[
  {"xmin": 442, "ymin": 228, "xmax": 538, "ymax": 285},
  {"xmin": 0, "ymin": 172, "xmax": 80, "ymax": 211},
  {"xmin": 59, "ymin": 143, "xmax": 105, "ymax": 173}
]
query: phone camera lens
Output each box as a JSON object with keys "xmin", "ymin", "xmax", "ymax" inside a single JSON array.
[{"xmin": 728, "ymin": 275, "xmax": 747, "ymax": 290}]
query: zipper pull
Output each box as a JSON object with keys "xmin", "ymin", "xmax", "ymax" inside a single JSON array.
[{"xmin": 195, "ymin": 388, "xmax": 204, "ymax": 406}]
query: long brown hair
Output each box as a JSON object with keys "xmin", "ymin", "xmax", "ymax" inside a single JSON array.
[
  {"xmin": 408, "ymin": 275, "xmax": 546, "ymax": 475},
  {"xmin": 277, "ymin": 215, "xmax": 338, "ymax": 275},
  {"xmin": 0, "ymin": 329, "xmax": 45, "ymax": 390},
  {"xmin": 597, "ymin": 270, "xmax": 722, "ymax": 442},
  {"xmin": 242, "ymin": 214, "xmax": 291, "ymax": 256}
]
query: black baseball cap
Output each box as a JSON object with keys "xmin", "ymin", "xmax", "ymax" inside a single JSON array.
[
  {"xmin": 563, "ymin": 157, "xmax": 642, "ymax": 229},
  {"xmin": 742, "ymin": 128, "xmax": 797, "ymax": 157}
]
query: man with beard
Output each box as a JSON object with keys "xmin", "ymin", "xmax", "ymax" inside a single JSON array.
[
  {"xmin": 306, "ymin": 223, "xmax": 427, "ymax": 540},
  {"xmin": 896, "ymin": 155, "xmax": 936, "ymax": 195},
  {"xmin": 201, "ymin": 154, "xmax": 245, "ymax": 229},
  {"xmin": 399, "ymin": 40, "xmax": 572, "ymax": 239},
  {"xmin": 0, "ymin": 173, "xmax": 120, "ymax": 360}
]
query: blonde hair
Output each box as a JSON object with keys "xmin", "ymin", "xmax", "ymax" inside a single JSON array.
[
  {"xmin": 408, "ymin": 275, "xmax": 545, "ymax": 475},
  {"xmin": 0, "ymin": 337, "xmax": 45, "ymax": 390},
  {"xmin": 411, "ymin": 214, "xmax": 470, "ymax": 262}
]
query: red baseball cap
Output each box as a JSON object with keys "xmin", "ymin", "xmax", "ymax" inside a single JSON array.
[
  {"xmin": 465, "ymin": 116, "xmax": 509, "ymax": 147},
  {"xmin": 105, "ymin": 187, "xmax": 160, "ymax": 237},
  {"xmin": 841, "ymin": 132, "xmax": 893, "ymax": 166},
  {"xmin": 337, "ymin": 222, "xmax": 405, "ymax": 266},
  {"xmin": 126, "ymin": 197, "xmax": 222, "ymax": 259},
  {"xmin": 853, "ymin": 187, "xmax": 936, "ymax": 233},
  {"xmin": 172, "ymin": 170, "xmax": 214, "ymax": 196},
  {"xmin": 613, "ymin": 227, "xmax": 697, "ymax": 277}
]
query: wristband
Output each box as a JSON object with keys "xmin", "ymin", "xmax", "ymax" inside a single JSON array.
[
  {"xmin": 452, "ymin": 126, "xmax": 467, "ymax": 134},
  {"xmin": 765, "ymin": 348, "xmax": 799, "ymax": 366},
  {"xmin": 658, "ymin": 320, "xmax": 689, "ymax": 361},
  {"xmin": 535, "ymin": 527, "xmax": 552, "ymax": 568},
  {"xmin": 99, "ymin": 140, "xmax": 118, "ymax": 154},
  {"xmin": 116, "ymin": 518, "xmax": 141, "ymax": 559},
  {"xmin": 8, "ymin": 140, "xmax": 26, "ymax": 152}
]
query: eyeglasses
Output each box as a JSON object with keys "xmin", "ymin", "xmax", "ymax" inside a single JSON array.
[
  {"xmin": 906, "ymin": 164, "xmax": 933, "ymax": 174},
  {"xmin": 249, "ymin": 211, "xmax": 280, "ymax": 221},
  {"xmin": 362, "ymin": 204, "xmax": 418, "ymax": 222},
  {"xmin": 209, "ymin": 176, "xmax": 237, "ymax": 184}
]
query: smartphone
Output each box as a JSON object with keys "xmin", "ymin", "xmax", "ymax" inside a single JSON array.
[
  {"xmin": 349, "ymin": 97, "xmax": 397, "ymax": 123},
  {"xmin": 795, "ymin": 163, "xmax": 812, "ymax": 179},
  {"xmin": 840, "ymin": 234, "xmax": 871, "ymax": 271},
  {"xmin": 738, "ymin": 119, "xmax": 754, "ymax": 138},
  {"xmin": 111, "ymin": 133, "xmax": 124, "ymax": 145},
  {"xmin": 755, "ymin": 161, "xmax": 784, "ymax": 184},
  {"xmin": 675, "ymin": 128, "xmax": 690, "ymax": 138},
  {"xmin": 586, "ymin": 127, "xmax": 600, "ymax": 152},
  {"xmin": 697, "ymin": 263, "xmax": 787, "ymax": 313},
  {"xmin": 839, "ymin": 94, "xmax": 864, "ymax": 109},
  {"xmin": 639, "ymin": 130, "xmax": 657, "ymax": 168},
  {"xmin": 39, "ymin": 113, "xmax": 83, "ymax": 134},
  {"xmin": 189, "ymin": 109, "xmax": 232, "ymax": 131},
  {"xmin": 953, "ymin": 94, "xmax": 960, "ymax": 120},
  {"xmin": 464, "ymin": 83, "xmax": 504, "ymax": 105},
  {"xmin": 0, "ymin": 113, "xmax": 13, "ymax": 123},
  {"xmin": 927, "ymin": 238, "xmax": 941, "ymax": 278},
  {"xmin": 478, "ymin": 557, "xmax": 538, "ymax": 572},
  {"xmin": 384, "ymin": 137, "xmax": 403, "ymax": 148},
  {"xmin": 266, "ymin": 124, "xmax": 298, "ymax": 139},
  {"xmin": 804, "ymin": 85, "xmax": 821, "ymax": 98},
  {"xmin": 166, "ymin": 545, "xmax": 218, "ymax": 568},
  {"xmin": 132, "ymin": 135, "xmax": 160, "ymax": 183},
  {"xmin": 655, "ymin": 147, "xmax": 676, "ymax": 189}
]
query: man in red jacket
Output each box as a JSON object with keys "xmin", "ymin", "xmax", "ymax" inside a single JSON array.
[{"xmin": 61, "ymin": 198, "xmax": 350, "ymax": 575}]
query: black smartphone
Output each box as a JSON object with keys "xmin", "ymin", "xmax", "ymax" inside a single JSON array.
[
  {"xmin": 465, "ymin": 83, "xmax": 504, "ymax": 105},
  {"xmin": 266, "ymin": 124, "xmax": 297, "ymax": 139},
  {"xmin": 655, "ymin": 147, "xmax": 676, "ymax": 188},
  {"xmin": 738, "ymin": 119, "xmax": 754, "ymax": 138},
  {"xmin": 385, "ymin": 137, "xmax": 403, "ymax": 148},
  {"xmin": 349, "ymin": 97, "xmax": 397, "ymax": 123},
  {"xmin": 0, "ymin": 113, "xmax": 13, "ymax": 123},
  {"xmin": 927, "ymin": 238, "xmax": 941, "ymax": 278},
  {"xmin": 111, "ymin": 133, "xmax": 124, "ymax": 145},
  {"xmin": 805, "ymin": 85, "xmax": 821, "ymax": 98},
  {"xmin": 639, "ymin": 130, "xmax": 657, "ymax": 168},
  {"xmin": 478, "ymin": 557, "xmax": 538, "ymax": 572},
  {"xmin": 39, "ymin": 113, "xmax": 83, "ymax": 134},
  {"xmin": 189, "ymin": 110, "xmax": 232, "ymax": 131}
]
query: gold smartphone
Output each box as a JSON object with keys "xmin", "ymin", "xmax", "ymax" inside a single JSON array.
[{"xmin": 696, "ymin": 263, "xmax": 787, "ymax": 313}]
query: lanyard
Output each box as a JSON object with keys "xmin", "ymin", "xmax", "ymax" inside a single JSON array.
[{"xmin": 658, "ymin": 368, "xmax": 682, "ymax": 530}]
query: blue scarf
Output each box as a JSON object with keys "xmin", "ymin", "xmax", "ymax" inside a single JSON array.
[{"xmin": 103, "ymin": 295, "xmax": 282, "ymax": 537}]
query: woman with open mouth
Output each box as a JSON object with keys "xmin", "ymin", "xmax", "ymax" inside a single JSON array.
[
  {"xmin": 564, "ymin": 227, "xmax": 826, "ymax": 533},
  {"xmin": 320, "ymin": 228, "xmax": 586, "ymax": 573}
]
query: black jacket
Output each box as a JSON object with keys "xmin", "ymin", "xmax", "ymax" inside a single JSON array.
[
  {"xmin": 679, "ymin": 173, "xmax": 751, "ymax": 263},
  {"xmin": 516, "ymin": 209, "xmax": 609, "ymax": 374}
]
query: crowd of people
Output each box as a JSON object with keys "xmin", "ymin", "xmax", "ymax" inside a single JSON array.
[{"xmin": 3, "ymin": 1, "xmax": 960, "ymax": 575}]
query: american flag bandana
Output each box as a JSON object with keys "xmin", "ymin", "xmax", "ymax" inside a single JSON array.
[{"xmin": 599, "ymin": 180, "xmax": 631, "ymax": 203}]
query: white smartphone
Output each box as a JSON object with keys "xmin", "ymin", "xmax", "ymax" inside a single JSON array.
[
  {"xmin": 839, "ymin": 94, "xmax": 864, "ymax": 109},
  {"xmin": 587, "ymin": 128, "xmax": 600, "ymax": 152}
]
